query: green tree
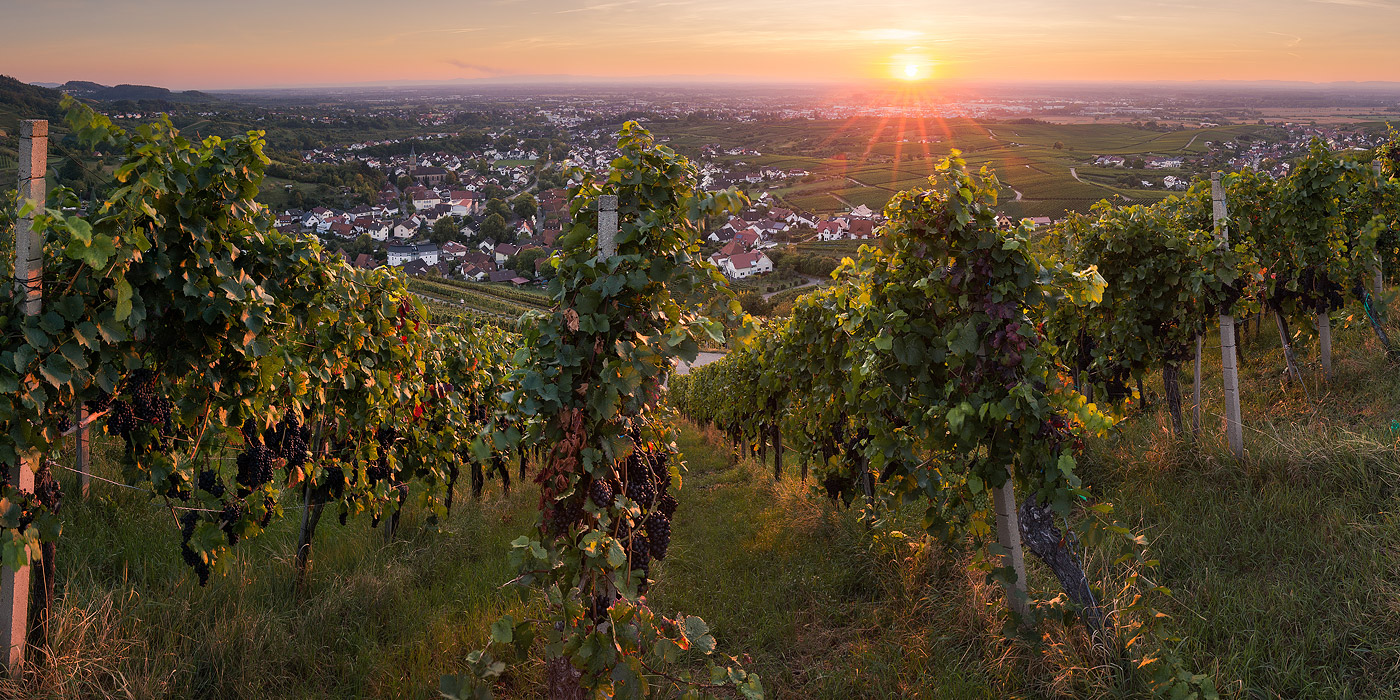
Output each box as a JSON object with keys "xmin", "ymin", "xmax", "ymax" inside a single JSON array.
[
  {"xmin": 485, "ymin": 198, "xmax": 511, "ymax": 221},
  {"xmin": 512, "ymin": 193, "xmax": 538, "ymax": 221},
  {"xmin": 508, "ymin": 247, "xmax": 547, "ymax": 279},
  {"xmin": 480, "ymin": 213, "xmax": 507, "ymax": 242},
  {"xmin": 431, "ymin": 216, "xmax": 459, "ymax": 244},
  {"xmin": 396, "ymin": 174, "xmax": 412, "ymax": 190}
]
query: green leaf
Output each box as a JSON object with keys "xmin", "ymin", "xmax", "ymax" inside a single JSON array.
[{"xmin": 490, "ymin": 616, "xmax": 514, "ymax": 645}]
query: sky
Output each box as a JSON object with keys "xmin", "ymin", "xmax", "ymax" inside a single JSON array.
[{"xmin": 4, "ymin": 0, "xmax": 1400, "ymax": 89}]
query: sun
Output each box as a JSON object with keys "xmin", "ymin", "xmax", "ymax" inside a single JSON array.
[{"xmin": 888, "ymin": 53, "xmax": 933, "ymax": 81}]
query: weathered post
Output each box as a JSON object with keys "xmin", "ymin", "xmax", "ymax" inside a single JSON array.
[
  {"xmin": 75, "ymin": 406, "xmax": 90, "ymax": 498},
  {"xmin": 596, "ymin": 195, "xmax": 618, "ymax": 261},
  {"xmin": 3, "ymin": 119, "xmax": 48, "ymax": 672},
  {"xmin": 1212, "ymin": 173, "xmax": 1244, "ymax": 459},
  {"xmin": 992, "ymin": 469, "xmax": 1030, "ymax": 620}
]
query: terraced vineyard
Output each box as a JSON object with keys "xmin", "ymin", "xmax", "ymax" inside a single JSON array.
[{"xmin": 406, "ymin": 277, "xmax": 551, "ymax": 320}]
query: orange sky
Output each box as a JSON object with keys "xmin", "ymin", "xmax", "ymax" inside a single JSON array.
[{"xmin": 5, "ymin": 0, "xmax": 1400, "ymax": 89}]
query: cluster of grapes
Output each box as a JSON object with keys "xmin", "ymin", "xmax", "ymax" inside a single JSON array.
[
  {"xmin": 106, "ymin": 400, "xmax": 138, "ymax": 438},
  {"xmin": 267, "ymin": 415, "xmax": 310, "ymax": 469},
  {"xmin": 235, "ymin": 420, "xmax": 275, "ymax": 496},
  {"xmin": 618, "ymin": 447, "xmax": 678, "ymax": 593},
  {"xmin": 179, "ymin": 511, "xmax": 211, "ymax": 586},
  {"xmin": 130, "ymin": 370, "xmax": 173, "ymax": 429},
  {"xmin": 220, "ymin": 499, "xmax": 244, "ymax": 546},
  {"xmin": 367, "ymin": 427, "xmax": 397, "ymax": 484},
  {"xmin": 102, "ymin": 371, "xmax": 174, "ymax": 447},
  {"xmin": 198, "ymin": 469, "xmax": 225, "ymax": 498}
]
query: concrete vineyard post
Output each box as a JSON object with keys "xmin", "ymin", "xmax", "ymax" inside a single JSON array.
[
  {"xmin": 1212, "ymin": 173, "xmax": 1245, "ymax": 459},
  {"xmin": 3, "ymin": 119, "xmax": 48, "ymax": 672},
  {"xmin": 596, "ymin": 195, "xmax": 618, "ymax": 261},
  {"xmin": 991, "ymin": 468, "xmax": 1030, "ymax": 621}
]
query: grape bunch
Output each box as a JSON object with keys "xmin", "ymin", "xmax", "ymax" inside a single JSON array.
[
  {"xmin": 621, "ymin": 446, "xmax": 679, "ymax": 593},
  {"xmin": 589, "ymin": 477, "xmax": 614, "ymax": 509},
  {"xmin": 198, "ymin": 469, "xmax": 225, "ymax": 498},
  {"xmin": 129, "ymin": 369, "xmax": 173, "ymax": 435},
  {"xmin": 220, "ymin": 499, "xmax": 244, "ymax": 545},
  {"xmin": 235, "ymin": 444, "xmax": 274, "ymax": 495},
  {"xmin": 268, "ymin": 415, "xmax": 310, "ymax": 469},
  {"xmin": 106, "ymin": 400, "xmax": 137, "ymax": 438},
  {"xmin": 179, "ymin": 511, "xmax": 211, "ymax": 586}
]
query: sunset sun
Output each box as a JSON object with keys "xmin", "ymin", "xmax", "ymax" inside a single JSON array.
[{"xmin": 903, "ymin": 63, "xmax": 920, "ymax": 79}]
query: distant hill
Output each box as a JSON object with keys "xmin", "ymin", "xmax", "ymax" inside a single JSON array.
[
  {"xmin": 58, "ymin": 81, "xmax": 218, "ymax": 104},
  {"xmin": 0, "ymin": 74, "xmax": 64, "ymax": 134}
]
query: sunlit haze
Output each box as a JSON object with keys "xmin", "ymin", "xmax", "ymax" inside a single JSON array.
[{"xmin": 4, "ymin": 0, "xmax": 1400, "ymax": 89}]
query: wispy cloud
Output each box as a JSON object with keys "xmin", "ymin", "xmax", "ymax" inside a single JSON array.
[{"xmin": 444, "ymin": 60, "xmax": 511, "ymax": 76}]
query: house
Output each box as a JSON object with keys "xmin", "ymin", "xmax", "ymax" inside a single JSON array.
[
  {"xmin": 387, "ymin": 241, "xmax": 440, "ymax": 267},
  {"xmin": 709, "ymin": 239, "xmax": 748, "ymax": 267},
  {"xmin": 449, "ymin": 190, "xmax": 482, "ymax": 217},
  {"xmin": 361, "ymin": 220, "xmax": 390, "ymax": 242},
  {"xmin": 393, "ymin": 218, "xmax": 419, "ymax": 239},
  {"xmin": 329, "ymin": 222, "xmax": 355, "ymax": 239},
  {"xmin": 722, "ymin": 252, "xmax": 773, "ymax": 280},
  {"xmin": 401, "ymin": 259, "xmax": 430, "ymax": 276},
  {"xmin": 734, "ymin": 228, "xmax": 762, "ymax": 248},
  {"xmin": 494, "ymin": 243, "xmax": 520, "ymax": 266},
  {"xmin": 461, "ymin": 263, "xmax": 491, "ymax": 281},
  {"xmin": 707, "ymin": 228, "xmax": 735, "ymax": 244},
  {"xmin": 407, "ymin": 186, "xmax": 438, "ymax": 211},
  {"xmin": 489, "ymin": 269, "xmax": 520, "ymax": 283},
  {"xmin": 353, "ymin": 253, "xmax": 377, "ymax": 270},
  {"xmin": 540, "ymin": 219, "xmax": 563, "ymax": 247},
  {"xmin": 441, "ymin": 241, "xmax": 470, "ymax": 260},
  {"xmin": 815, "ymin": 219, "xmax": 846, "ymax": 241},
  {"xmin": 848, "ymin": 219, "xmax": 876, "ymax": 239}
]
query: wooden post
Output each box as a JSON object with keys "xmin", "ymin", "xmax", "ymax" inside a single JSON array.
[
  {"xmin": 992, "ymin": 469, "xmax": 1030, "ymax": 620},
  {"xmin": 772, "ymin": 424, "xmax": 782, "ymax": 482},
  {"xmin": 1212, "ymin": 173, "xmax": 1244, "ymax": 460},
  {"xmin": 1192, "ymin": 334, "xmax": 1202, "ymax": 438},
  {"xmin": 75, "ymin": 406, "xmax": 90, "ymax": 498},
  {"xmin": 3, "ymin": 119, "xmax": 47, "ymax": 672}
]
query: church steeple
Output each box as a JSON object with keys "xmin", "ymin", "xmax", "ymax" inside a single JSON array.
[{"xmin": 409, "ymin": 145, "xmax": 417, "ymax": 168}]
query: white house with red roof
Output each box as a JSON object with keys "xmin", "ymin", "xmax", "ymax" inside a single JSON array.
[{"xmin": 722, "ymin": 252, "xmax": 773, "ymax": 279}]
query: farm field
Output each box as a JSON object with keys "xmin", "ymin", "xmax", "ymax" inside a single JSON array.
[
  {"xmin": 653, "ymin": 119, "xmax": 1276, "ymax": 218},
  {"xmin": 13, "ymin": 298, "xmax": 1400, "ymax": 699}
]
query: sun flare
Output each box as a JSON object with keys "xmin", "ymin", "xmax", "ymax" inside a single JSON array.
[{"xmin": 903, "ymin": 63, "xmax": 920, "ymax": 79}]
